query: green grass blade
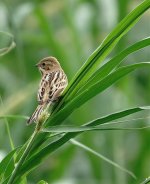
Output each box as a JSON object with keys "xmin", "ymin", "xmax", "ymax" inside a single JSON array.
[
  {"xmin": 0, "ymin": 31, "xmax": 16, "ymax": 56},
  {"xmin": 70, "ymin": 139, "xmax": 136, "ymax": 179},
  {"xmin": 141, "ymin": 177, "xmax": 150, "ymax": 184},
  {"xmin": 0, "ymin": 115, "xmax": 28, "ymax": 120},
  {"xmin": 47, "ymin": 62, "xmax": 150, "ymax": 126},
  {"xmin": 0, "ymin": 96, "xmax": 15, "ymax": 161},
  {"xmin": 84, "ymin": 106, "xmax": 150, "ymax": 127},
  {"xmin": 42, "ymin": 125, "xmax": 150, "ymax": 133},
  {"xmin": 5, "ymin": 122, "xmax": 15, "ymax": 152},
  {"xmin": 37, "ymin": 180, "xmax": 48, "ymax": 184},
  {"xmin": 0, "ymin": 148, "xmax": 19, "ymax": 182},
  {"xmin": 80, "ymin": 37, "xmax": 150, "ymax": 92},
  {"xmin": 7, "ymin": 130, "xmax": 38, "ymax": 184}
]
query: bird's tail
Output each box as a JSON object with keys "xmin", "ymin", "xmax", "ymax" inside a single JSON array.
[{"xmin": 27, "ymin": 105, "xmax": 44, "ymax": 125}]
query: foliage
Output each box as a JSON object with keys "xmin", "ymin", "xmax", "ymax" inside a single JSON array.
[{"xmin": 0, "ymin": 0, "xmax": 150, "ymax": 184}]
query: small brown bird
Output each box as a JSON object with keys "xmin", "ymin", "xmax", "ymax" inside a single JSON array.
[{"xmin": 27, "ymin": 56, "xmax": 68, "ymax": 125}]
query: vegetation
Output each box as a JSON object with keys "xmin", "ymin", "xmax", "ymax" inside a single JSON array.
[{"xmin": 0, "ymin": 0, "xmax": 150, "ymax": 183}]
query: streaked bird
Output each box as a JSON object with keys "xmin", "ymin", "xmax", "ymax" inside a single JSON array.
[{"xmin": 27, "ymin": 56, "xmax": 68, "ymax": 125}]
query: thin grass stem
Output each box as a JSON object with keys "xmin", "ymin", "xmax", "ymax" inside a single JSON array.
[
  {"xmin": 141, "ymin": 177, "xmax": 150, "ymax": 184},
  {"xmin": 7, "ymin": 129, "xmax": 38, "ymax": 184}
]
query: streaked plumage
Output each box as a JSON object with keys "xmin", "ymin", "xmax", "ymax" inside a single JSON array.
[{"xmin": 27, "ymin": 56, "xmax": 68, "ymax": 125}]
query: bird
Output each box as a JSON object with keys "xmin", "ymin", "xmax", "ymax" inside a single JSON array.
[{"xmin": 27, "ymin": 56, "xmax": 68, "ymax": 125}]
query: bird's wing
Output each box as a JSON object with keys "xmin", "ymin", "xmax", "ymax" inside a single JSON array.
[
  {"xmin": 37, "ymin": 73, "xmax": 53, "ymax": 104},
  {"xmin": 49, "ymin": 70, "xmax": 68, "ymax": 102},
  {"xmin": 37, "ymin": 70, "xmax": 68, "ymax": 104}
]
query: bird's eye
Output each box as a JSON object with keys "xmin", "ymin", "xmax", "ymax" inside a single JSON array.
[{"xmin": 42, "ymin": 63, "xmax": 45, "ymax": 67}]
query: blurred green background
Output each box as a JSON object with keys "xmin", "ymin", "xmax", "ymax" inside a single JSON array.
[{"xmin": 0, "ymin": 0, "xmax": 150, "ymax": 183}]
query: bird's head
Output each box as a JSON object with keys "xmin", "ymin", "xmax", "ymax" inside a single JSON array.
[{"xmin": 36, "ymin": 56, "xmax": 61, "ymax": 73}]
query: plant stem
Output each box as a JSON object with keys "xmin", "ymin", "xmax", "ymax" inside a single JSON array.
[
  {"xmin": 5, "ymin": 121, "xmax": 15, "ymax": 151},
  {"xmin": 141, "ymin": 177, "xmax": 150, "ymax": 184},
  {"xmin": 5, "ymin": 121, "xmax": 17, "ymax": 164},
  {"xmin": 7, "ymin": 129, "xmax": 38, "ymax": 184},
  {"xmin": 0, "ymin": 96, "xmax": 15, "ymax": 152},
  {"xmin": 7, "ymin": 110, "xmax": 48, "ymax": 184}
]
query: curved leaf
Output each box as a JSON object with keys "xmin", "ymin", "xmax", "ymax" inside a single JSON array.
[
  {"xmin": 0, "ymin": 148, "xmax": 19, "ymax": 182},
  {"xmin": 42, "ymin": 125, "xmax": 150, "ymax": 133},
  {"xmin": 141, "ymin": 177, "xmax": 150, "ymax": 184},
  {"xmin": 0, "ymin": 31, "xmax": 15, "ymax": 57},
  {"xmin": 80, "ymin": 37, "xmax": 150, "ymax": 92},
  {"xmin": 0, "ymin": 115, "xmax": 28, "ymax": 120}
]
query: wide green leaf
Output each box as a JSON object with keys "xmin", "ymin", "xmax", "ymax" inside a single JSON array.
[
  {"xmin": 80, "ymin": 37, "xmax": 150, "ymax": 92},
  {"xmin": 0, "ymin": 148, "xmax": 19, "ymax": 182},
  {"xmin": 42, "ymin": 124, "xmax": 150, "ymax": 133}
]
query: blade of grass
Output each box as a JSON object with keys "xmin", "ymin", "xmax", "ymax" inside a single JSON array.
[
  {"xmin": 5, "ymin": 122, "xmax": 15, "ymax": 152},
  {"xmin": 97, "ymin": 116, "xmax": 150, "ymax": 127},
  {"xmin": 0, "ymin": 148, "xmax": 19, "ymax": 182},
  {"xmin": 141, "ymin": 177, "xmax": 150, "ymax": 184},
  {"xmin": 42, "ymin": 125, "xmax": 150, "ymax": 133},
  {"xmin": 0, "ymin": 31, "xmax": 16, "ymax": 56},
  {"xmin": 7, "ymin": 130, "xmax": 38, "ymax": 184},
  {"xmin": 37, "ymin": 180, "xmax": 48, "ymax": 184},
  {"xmin": 0, "ymin": 115, "xmax": 28, "ymax": 120},
  {"xmin": 70, "ymin": 139, "xmax": 136, "ymax": 179},
  {"xmin": 84, "ymin": 106, "xmax": 150, "ymax": 127},
  {"xmin": 0, "ymin": 97, "xmax": 15, "ymax": 158},
  {"xmin": 79, "ymin": 37, "xmax": 150, "ymax": 92}
]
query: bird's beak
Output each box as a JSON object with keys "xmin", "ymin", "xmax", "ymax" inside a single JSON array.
[{"xmin": 35, "ymin": 64, "xmax": 39, "ymax": 67}]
